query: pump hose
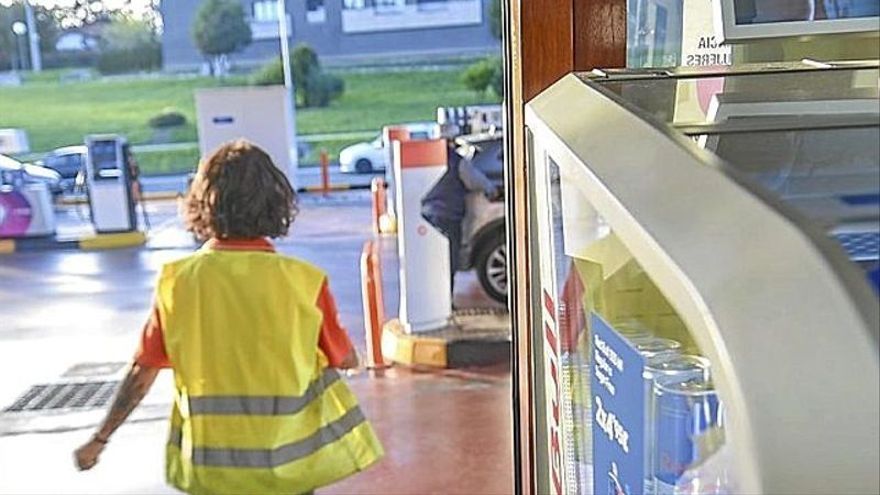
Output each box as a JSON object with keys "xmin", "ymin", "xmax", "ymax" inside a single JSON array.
[{"xmin": 137, "ymin": 180, "xmax": 151, "ymax": 232}]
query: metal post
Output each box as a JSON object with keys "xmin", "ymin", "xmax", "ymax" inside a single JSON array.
[
  {"xmin": 361, "ymin": 240, "xmax": 389, "ymax": 370},
  {"xmin": 371, "ymin": 177, "xmax": 387, "ymax": 235},
  {"xmin": 276, "ymin": 0, "xmax": 297, "ymax": 179},
  {"xmin": 276, "ymin": 0, "xmax": 293, "ymax": 91},
  {"xmin": 11, "ymin": 21, "xmax": 27, "ymax": 71},
  {"xmin": 320, "ymin": 149, "xmax": 330, "ymax": 197},
  {"xmin": 16, "ymin": 34, "xmax": 27, "ymax": 70},
  {"xmin": 23, "ymin": 0, "xmax": 41, "ymax": 72}
]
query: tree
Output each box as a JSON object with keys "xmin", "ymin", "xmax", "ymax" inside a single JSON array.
[
  {"xmin": 102, "ymin": 17, "xmax": 158, "ymax": 51},
  {"xmin": 50, "ymin": 1, "xmax": 111, "ymax": 28},
  {"xmin": 49, "ymin": 0, "xmax": 161, "ymax": 30},
  {"xmin": 290, "ymin": 43, "xmax": 344, "ymax": 108},
  {"xmin": 97, "ymin": 16, "xmax": 161, "ymax": 74},
  {"xmin": 192, "ymin": 0, "xmax": 252, "ymax": 77},
  {"xmin": 489, "ymin": 0, "xmax": 502, "ymax": 39},
  {"xmin": 489, "ymin": 56, "xmax": 503, "ymax": 97},
  {"xmin": 291, "ymin": 43, "xmax": 319, "ymax": 93},
  {"xmin": 462, "ymin": 58, "xmax": 495, "ymax": 96},
  {"xmin": 0, "ymin": 4, "xmax": 59, "ymax": 71},
  {"xmin": 251, "ymin": 45, "xmax": 345, "ymax": 108}
]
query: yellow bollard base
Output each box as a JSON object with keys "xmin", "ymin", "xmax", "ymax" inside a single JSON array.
[
  {"xmin": 378, "ymin": 214, "xmax": 397, "ymax": 235},
  {"xmin": 79, "ymin": 231, "xmax": 147, "ymax": 250},
  {"xmin": 381, "ymin": 311, "xmax": 511, "ymax": 369},
  {"xmin": 381, "ymin": 319, "xmax": 447, "ymax": 368}
]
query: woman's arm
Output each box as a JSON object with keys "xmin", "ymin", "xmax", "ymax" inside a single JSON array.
[{"xmin": 73, "ymin": 363, "xmax": 160, "ymax": 471}]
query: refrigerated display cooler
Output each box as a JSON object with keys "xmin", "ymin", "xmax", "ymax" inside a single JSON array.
[{"xmin": 521, "ymin": 61, "xmax": 879, "ymax": 495}]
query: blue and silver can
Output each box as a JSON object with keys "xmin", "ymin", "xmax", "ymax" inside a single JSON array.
[
  {"xmin": 634, "ymin": 337, "xmax": 681, "ymax": 360},
  {"xmin": 612, "ymin": 319, "xmax": 654, "ymax": 343},
  {"xmin": 643, "ymin": 355, "xmax": 711, "ymax": 495},
  {"xmin": 653, "ymin": 377, "xmax": 722, "ymax": 495}
]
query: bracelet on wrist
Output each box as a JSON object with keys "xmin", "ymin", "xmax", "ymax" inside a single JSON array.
[{"xmin": 92, "ymin": 434, "xmax": 109, "ymax": 445}]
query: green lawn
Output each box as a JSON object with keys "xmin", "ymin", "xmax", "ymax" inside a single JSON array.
[
  {"xmin": 0, "ymin": 73, "xmax": 249, "ymax": 152},
  {"xmin": 297, "ymin": 70, "xmax": 499, "ymax": 135},
  {"xmin": 137, "ymin": 147, "xmax": 202, "ymax": 176},
  {"xmin": 0, "ymin": 68, "xmax": 500, "ymax": 175},
  {"xmin": 301, "ymin": 137, "xmax": 366, "ymax": 167}
]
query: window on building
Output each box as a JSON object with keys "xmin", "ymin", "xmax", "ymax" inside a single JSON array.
[
  {"xmin": 306, "ymin": 0, "xmax": 327, "ymax": 23},
  {"xmin": 416, "ymin": 0, "xmax": 450, "ymax": 11},
  {"xmin": 375, "ymin": 0, "xmax": 406, "ymax": 12},
  {"xmin": 253, "ymin": 0, "xmax": 279, "ymax": 22},
  {"xmin": 343, "ymin": 0, "xmax": 367, "ymax": 9}
]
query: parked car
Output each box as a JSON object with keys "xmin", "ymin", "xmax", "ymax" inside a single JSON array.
[
  {"xmin": 457, "ymin": 132, "xmax": 507, "ymax": 303},
  {"xmin": 37, "ymin": 145, "xmax": 86, "ymax": 192},
  {"xmin": 339, "ymin": 122, "xmax": 437, "ymax": 174},
  {"xmin": 0, "ymin": 154, "xmax": 63, "ymax": 195}
]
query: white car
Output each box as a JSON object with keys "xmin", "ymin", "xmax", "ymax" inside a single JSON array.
[
  {"xmin": 0, "ymin": 154, "xmax": 63, "ymax": 195},
  {"xmin": 339, "ymin": 122, "xmax": 437, "ymax": 174}
]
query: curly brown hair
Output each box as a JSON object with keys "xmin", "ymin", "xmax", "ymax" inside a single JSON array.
[{"xmin": 184, "ymin": 140, "xmax": 298, "ymax": 240}]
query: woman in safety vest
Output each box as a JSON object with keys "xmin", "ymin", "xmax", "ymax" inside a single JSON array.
[{"xmin": 74, "ymin": 140, "xmax": 384, "ymax": 494}]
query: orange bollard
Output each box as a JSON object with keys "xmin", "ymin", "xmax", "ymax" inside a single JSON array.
[
  {"xmin": 360, "ymin": 240, "xmax": 388, "ymax": 369},
  {"xmin": 371, "ymin": 177, "xmax": 386, "ymax": 235},
  {"xmin": 320, "ymin": 149, "xmax": 330, "ymax": 197}
]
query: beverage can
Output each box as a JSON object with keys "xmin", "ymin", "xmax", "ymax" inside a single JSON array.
[
  {"xmin": 653, "ymin": 377, "xmax": 722, "ymax": 495},
  {"xmin": 634, "ymin": 337, "xmax": 681, "ymax": 359},
  {"xmin": 612, "ymin": 319, "xmax": 653, "ymax": 342},
  {"xmin": 643, "ymin": 355, "xmax": 711, "ymax": 495}
]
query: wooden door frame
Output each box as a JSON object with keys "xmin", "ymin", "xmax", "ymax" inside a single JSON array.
[{"xmin": 503, "ymin": 1, "xmax": 626, "ymax": 493}]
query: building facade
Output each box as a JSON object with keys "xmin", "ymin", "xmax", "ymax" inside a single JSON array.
[{"xmin": 160, "ymin": 0, "xmax": 499, "ymax": 71}]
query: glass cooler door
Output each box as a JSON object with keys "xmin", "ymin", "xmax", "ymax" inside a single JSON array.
[{"xmin": 523, "ymin": 63, "xmax": 879, "ymax": 495}]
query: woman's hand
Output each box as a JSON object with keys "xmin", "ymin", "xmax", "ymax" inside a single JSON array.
[
  {"xmin": 74, "ymin": 436, "xmax": 107, "ymax": 471},
  {"xmin": 73, "ymin": 363, "xmax": 160, "ymax": 472}
]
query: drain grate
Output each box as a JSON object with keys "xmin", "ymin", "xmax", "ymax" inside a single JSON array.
[{"xmin": 3, "ymin": 381, "xmax": 119, "ymax": 413}]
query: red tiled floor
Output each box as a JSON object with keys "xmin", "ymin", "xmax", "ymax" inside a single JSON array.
[{"xmin": 325, "ymin": 365, "xmax": 513, "ymax": 495}]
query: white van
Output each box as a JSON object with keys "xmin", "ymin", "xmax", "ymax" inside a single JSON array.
[{"xmin": 339, "ymin": 121, "xmax": 438, "ymax": 174}]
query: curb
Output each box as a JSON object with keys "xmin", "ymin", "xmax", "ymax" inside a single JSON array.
[
  {"xmin": 381, "ymin": 314, "xmax": 511, "ymax": 369},
  {"xmin": 296, "ymin": 183, "xmax": 373, "ymax": 193},
  {"xmin": 382, "ymin": 319, "xmax": 448, "ymax": 367},
  {"xmin": 0, "ymin": 231, "xmax": 147, "ymax": 254},
  {"xmin": 58, "ymin": 191, "xmax": 181, "ymax": 206}
]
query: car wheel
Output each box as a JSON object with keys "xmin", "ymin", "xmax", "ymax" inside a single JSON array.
[
  {"xmin": 355, "ymin": 158, "xmax": 373, "ymax": 174},
  {"xmin": 475, "ymin": 236, "xmax": 507, "ymax": 304}
]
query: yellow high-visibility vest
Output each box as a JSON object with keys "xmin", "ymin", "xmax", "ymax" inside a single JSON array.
[{"xmin": 156, "ymin": 246, "xmax": 384, "ymax": 495}]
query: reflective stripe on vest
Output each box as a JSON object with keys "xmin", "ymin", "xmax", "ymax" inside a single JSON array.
[
  {"xmin": 169, "ymin": 404, "xmax": 367, "ymax": 468},
  {"xmin": 187, "ymin": 368, "xmax": 341, "ymax": 416}
]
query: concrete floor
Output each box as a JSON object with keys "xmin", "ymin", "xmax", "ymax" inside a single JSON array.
[{"xmin": 0, "ymin": 194, "xmax": 513, "ymax": 494}]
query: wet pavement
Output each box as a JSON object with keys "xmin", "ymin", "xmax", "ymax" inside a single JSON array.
[{"xmin": 0, "ymin": 193, "xmax": 512, "ymax": 494}]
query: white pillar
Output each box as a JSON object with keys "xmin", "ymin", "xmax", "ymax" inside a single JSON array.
[
  {"xmin": 276, "ymin": 0, "xmax": 296, "ymax": 178},
  {"xmin": 382, "ymin": 126, "xmax": 410, "ymax": 223},
  {"xmin": 394, "ymin": 139, "xmax": 452, "ymax": 333}
]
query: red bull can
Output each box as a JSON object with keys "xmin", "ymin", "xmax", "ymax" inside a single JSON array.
[
  {"xmin": 643, "ymin": 355, "xmax": 711, "ymax": 495},
  {"xmin": 634, "ymin": 337, "xmax": 681, "ymax": 360},
  {"xmin": 652, "ymin": 377, "xmax": 723, "ymax": 495},
  {"xmin": 612, "ymin": 319, "xmax": 654, "ymax": 343}
]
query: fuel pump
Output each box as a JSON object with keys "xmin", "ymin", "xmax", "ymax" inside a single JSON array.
[{"xmin": 84, "ymin": 135, "xmax": 137, "ymax": 233}]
